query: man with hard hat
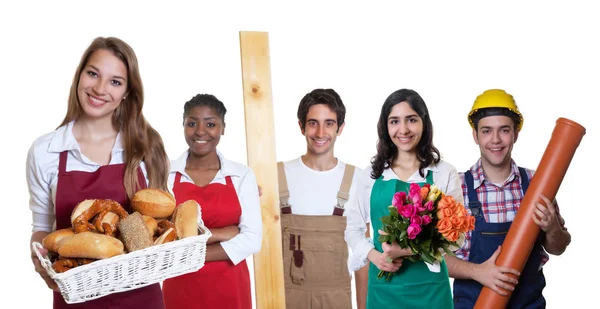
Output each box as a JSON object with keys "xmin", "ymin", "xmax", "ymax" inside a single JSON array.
[{"xmin": 446, "ymin": 89, "xmax": 571, "ymax": 308}]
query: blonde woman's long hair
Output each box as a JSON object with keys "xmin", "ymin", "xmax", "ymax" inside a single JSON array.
[{"xmin": 59, "ymin": 37, "xmax": 169, "ymax": 197}]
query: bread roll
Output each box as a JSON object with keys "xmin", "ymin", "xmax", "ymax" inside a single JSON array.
[
  {"xmin": 57, "ymin": 232, "xmax": 124, "ymax": 259},
  {"xmin": 173, "ymin": 200, "xmax": 200, "ymax": 239},
  {"xmin": 142, "ymin": 215, "xmax": 158, "ymax": 238},
  {"xmin": 42, "ymin": 228, "xmax": 75, "ymax": 253},
  {"xmin": 131, "ymin": 189, "xmax": 176, "ymax": 219},
  {"xmin": 118, "ymin": 212, "xmax": 153, "ymax": 252}
]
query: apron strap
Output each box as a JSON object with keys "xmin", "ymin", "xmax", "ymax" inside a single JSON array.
[
  {"xmin": 464, "ymin": 170, "xmax": 482, "ymax": 217},
  {"xmin": 277, "ymin": 161, "xmax": 292, "ymax": 214},
  {"xmin": 333, "ymin": 164, "xmax": 355, "ymax": 216},
  {"xmin": 425, "ymin": 169, "xmax": 434, "ymax": 184},
  {"xmin": 174, "ymin": 171, "xmax": 183, "ymax": 184},
  {"xmin": 518, "ymin": 167, "xmax": 529, "ymax": 193},
  {"xmin": 58, "ymin": 151, "xmax": 68, "ymax": 174},
  {"xmin": 517, "ymin": 166, "xmax": 544, "ymax": 243}
]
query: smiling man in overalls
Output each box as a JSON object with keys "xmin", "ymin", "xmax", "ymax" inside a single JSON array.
[
  {"xmin": 278, "ymin": 88, "xmax": 366, "ymax": 309},
  {"xmin": 446, "ymin": 89, "xmax": 572, "ymax": 308}
]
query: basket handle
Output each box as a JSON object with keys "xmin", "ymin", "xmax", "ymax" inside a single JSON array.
[
  {"xmin": 32, "ymin": 242, "xmax": 56, "ymax": 276},
  {"xmin": 195, "ymin": 203, "xmax": 212, "ymax": 238},
  {"xmin": 197, "ymin": 203, "xmax": 205, "ymax": 230}
]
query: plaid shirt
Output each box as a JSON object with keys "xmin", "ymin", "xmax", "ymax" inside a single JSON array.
[{"xmin": 455, "ymin": 159, "xmax": 565, "ymax": 268}]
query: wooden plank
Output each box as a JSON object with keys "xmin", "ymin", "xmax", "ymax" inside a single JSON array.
[{"xmin": 239, "ymin": 31, "xmax": 286, "ymax": 309}]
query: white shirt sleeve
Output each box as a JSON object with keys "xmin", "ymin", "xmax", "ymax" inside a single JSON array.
[
  {"xmin": 344, "ymin": 167, "xmax": 375, "ymax": 271},
  {"xmin": 26, "ymin": 143, "xmax": 54, "ymax": 233},
  {"xmin": 435, "ymin": 161, "xmax": 465, "ymax": 205},
  {"xmin": 220, "ymin": 169, "xmax": 263, "ymax": 265}
]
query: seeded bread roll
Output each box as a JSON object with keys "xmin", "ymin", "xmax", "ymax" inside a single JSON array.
[{"xmin": 117, "ymin": 212, "xmax": 152, "ymax": 252}]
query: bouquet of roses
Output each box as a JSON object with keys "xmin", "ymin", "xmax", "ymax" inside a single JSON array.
[{"xmin": 377, "ymin": 183, "xmax": 475, "ymax": 281}]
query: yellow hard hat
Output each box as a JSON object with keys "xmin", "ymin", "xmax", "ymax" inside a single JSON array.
[{"xmin": 468, "ymin": 89, "xmax": 523, "ymax": 131}]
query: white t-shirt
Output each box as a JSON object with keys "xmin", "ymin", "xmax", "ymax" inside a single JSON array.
[
  {"xmin": 282, "ymin": 157, "xmax": 362, "ymax": 215},
  {"xmin": 282, "ymin": 157, "xmax": 362, "ymax": 275}
]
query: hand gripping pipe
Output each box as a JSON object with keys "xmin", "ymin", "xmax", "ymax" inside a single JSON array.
[{"xmin": 474, "ymin": 118, "xmax": 586, "ymax": 309}]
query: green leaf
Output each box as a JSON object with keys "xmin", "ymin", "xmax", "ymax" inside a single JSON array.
[
  {"xmin": 421, "ymin": 253, "xmax": 435, "ymax": 265},
  {"xmin": 422, "ymin": 239, "xmax": 431, "ymax": 250},
  {"xmin": 381, "ymin": 216, "xmax": 392, "ymax": 225},
  {"xmin": 399, "ymin": 230, "xmax": 407, "ymax": 241},
  {"xmin": 443, "ymin": 246, "xmax": 456, "ymax": 257},
  {"xmin": 378, "ymin": 235, "xmax": 389, "ymax": 243}
]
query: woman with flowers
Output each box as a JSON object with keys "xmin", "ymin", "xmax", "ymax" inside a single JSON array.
[{"xmin": 345, "ymin": 89, "xmax": 464, "ymax": 308}]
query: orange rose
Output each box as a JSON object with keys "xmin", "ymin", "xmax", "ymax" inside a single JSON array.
[
  {"xmin": 450, "ymin": 216, "xmax": 462, "ymax": 229},
  {"xmin": 437, "ymin": 217, "xmax": 453, "ymax": 234},
  {"xmin": 437, "ymin": 195, "xmax": 456, "ymax": 210},
  {"xmin": 467, "ymin": 216, "xmax": 475, "ymax": 230},
  {"xmin": 437, "ymin": 207, "xmax": 454, "ymax": 219},
  {"xmin": 420, "ymin": 187, "xmax": 430, "ymax": 200},
  {"xmin": 443, "ymin": 230, "xmax": 460, "ymax": 242},
  {"xmin": 454, "ymin": 204, "xmax": 467, "ymax": 217},
  {"xmin": 458, "ymin": 217, "xmax": 469, "ymax": 233}
]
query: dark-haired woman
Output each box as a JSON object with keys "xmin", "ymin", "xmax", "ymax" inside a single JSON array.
[
  {"xmin": 344, "ymin": 89, "xmax": 463, "ymax": 308},
  {"xmin": 162, "ymin": 94, "xmax": 262, "ymax": 309}
]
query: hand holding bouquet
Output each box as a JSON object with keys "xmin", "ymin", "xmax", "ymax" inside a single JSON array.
[{"xmin": 377, "ymin": 183, "xmax": 475, "ymax": 281}]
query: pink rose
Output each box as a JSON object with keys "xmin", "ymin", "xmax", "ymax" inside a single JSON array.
[
  {"xmin": 392, "ymin": 192, "xmax": 407, "ymax": 208},
  {"xmin": 409, "ymin": 183, "xmax": 421, "ymax": 197},
  {"xmin": 411, "ymin": 193, "xmax": 423, "ymax": 206},
  {"xmin": 407, "ymin": 224, "xmax": 422, "ymax": 239},
  {"xmin": 416, "ymin": 203, "xmax": 427, "ymax": 214},
  {"xmin": 425, "ymin": 200, "xmax": 434, "ymax": 211},
  {"xmin": 398, "ymin": 205, "xmax": 417, "ymax": 218},
  {"xmin": 411, "ymin": 215, "xmax": 423, "ymax": 225},
  {"xmin": 421, "ymin": 215, "xmax": 432, "ymax": 225}
]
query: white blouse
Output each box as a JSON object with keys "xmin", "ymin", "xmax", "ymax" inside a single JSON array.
[
  {"xmin": 344, "ymin": 160, "xmax": 464, "ymax": 271},
  {"xmin": 26, "ymin": 121, "xmax": 148, "ymax": 233},
  {"xmin": 168, "ymin": 150, "xmax": 262, "ymax": 265}
]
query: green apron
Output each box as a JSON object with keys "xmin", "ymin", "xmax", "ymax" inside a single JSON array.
[{"xmin": 367, "ymin": 170, "xmax": 453, "ymax": 309}]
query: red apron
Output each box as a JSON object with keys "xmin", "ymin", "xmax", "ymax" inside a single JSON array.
[
  {"xmin": 162, "ymin": 172, "xmax": 252, "ymax": 309},
  {"xmin": 53, "ymin": 151, "xmax": 165, "ymax": 309}
]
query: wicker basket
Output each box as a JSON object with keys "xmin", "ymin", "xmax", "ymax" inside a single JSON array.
[{"xmin": 32, "ymin": 206, "xmax": 211, "ymax": 304}]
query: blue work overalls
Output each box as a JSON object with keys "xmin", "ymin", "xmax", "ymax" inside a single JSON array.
[{"xmin": 453, "ymin": 168, "xmax": 546, "ymax": 309}]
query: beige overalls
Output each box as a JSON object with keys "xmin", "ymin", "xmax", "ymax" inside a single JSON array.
[{"xmin": 277, "ymin": 162, "xmax": 356, "ymax": 309}]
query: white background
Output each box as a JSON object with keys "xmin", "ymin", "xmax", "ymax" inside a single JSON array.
[{"xmin": 1, "ymin": 1, "xmax": 597, "ymax": 308}]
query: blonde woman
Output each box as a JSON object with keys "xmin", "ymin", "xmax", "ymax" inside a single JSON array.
[{"xmin": 27, "ymin": 37, "xmax": 169, "ymax": 309}]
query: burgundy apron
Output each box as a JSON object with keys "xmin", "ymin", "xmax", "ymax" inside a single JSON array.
[
  {"xmin": 162, "ymin": 172, "xmax": 251, "ymax": 309},
  {"xmin": 53, "ymin": 151, "xmax": 165, "ymax": 309}
]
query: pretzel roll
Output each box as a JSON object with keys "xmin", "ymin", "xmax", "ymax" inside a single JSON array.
[
  {"xmin": 57, "ymin": 232, "xmax": 124, "ymax": 259},
  {"xmin": 131, "ymin": 189, "xmax": 176, "ymax": 219},
  {"xmin": 42, "ymin": 228, "xmax": 75, "ymax": 253},
  {"xmin": 94, "ymin": 211, "xmax": 120, "ymax": 236},
  {"xmin": 173, "ymin": 200, "xmax": 200, "ymax": 239},
  {"xmin": 154, "ymin": 227, "xmax": 177, "ymax": 245},
  {"xmin": 70, "ymin": 199, "xmax": 97, "ymax": 225}
]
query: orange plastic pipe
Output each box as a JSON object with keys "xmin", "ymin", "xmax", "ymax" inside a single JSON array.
[{"xmin": 474, "ymin": 118, "xmax": 586, "ymax": 309}]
